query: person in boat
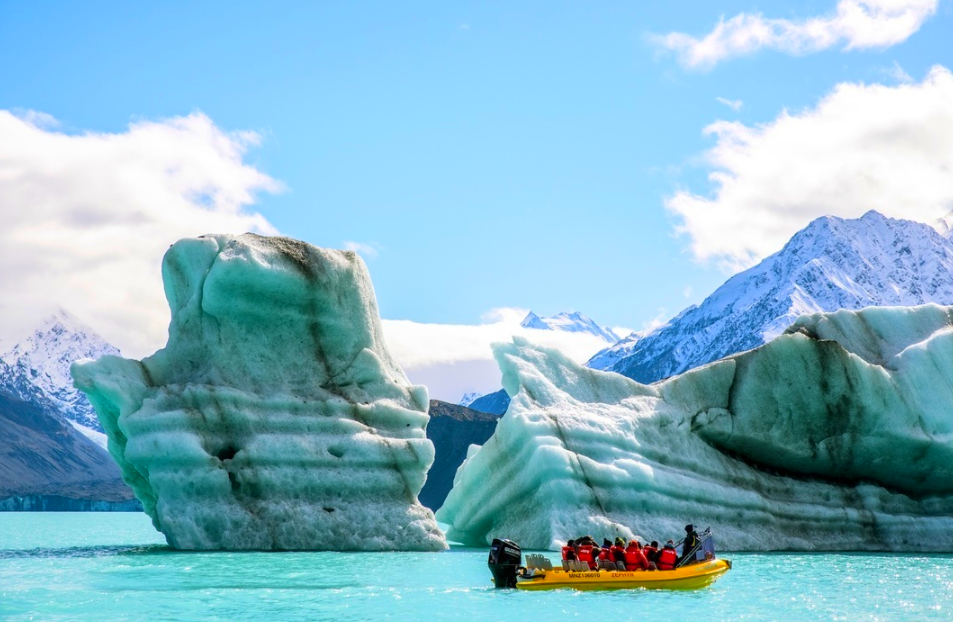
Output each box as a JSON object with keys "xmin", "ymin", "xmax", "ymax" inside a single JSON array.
[
  {"xmin": 655, "ymin": 540, "xmax": 679, "ymax": 570},
  {"xmin": 680, "ymin": 525, "xmax": 701, "ymax": 565},
  {"xmin": 623, "ymin": 540, "xmax": 651, "ymax": 571},
  {"xmin": 590, "ymin": 541, "xmax": 603, "ymax": 568},
  {"xmin": 643, "ymin": 540, "xmax": 659, "ymax": 563},
  {"xmin": 572, "ymin": 535, "xmax": 599, "ymax": 569},
  {"xmin": 577, "ymin": 541, "xmax": 597, "ymax": 569},
  {"xmin": 611, "ymin": 537, "xmax": 627, "ymax": 565},
  {"xmin": 562, "ymin": 539, "xmax": 577, "ymax": 562},
  {"xmin": 598, "ymin": 538, "xmax": 613, "ymax": 563}
]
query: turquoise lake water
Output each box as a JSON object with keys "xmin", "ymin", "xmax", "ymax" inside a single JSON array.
[{"xmin": 2, "ymin": 513, "xmax": 952, "ymax": 621}]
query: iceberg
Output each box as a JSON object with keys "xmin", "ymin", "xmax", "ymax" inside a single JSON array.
[
  {"xmin": 437, "ymin": 304, "xmax": 953, "ymax": 551},
  {"xmin": 72, "ymin": 234, "xmax": 446, "ymax": 551}
]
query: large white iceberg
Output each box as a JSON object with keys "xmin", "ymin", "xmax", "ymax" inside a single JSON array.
[
  {"xmin": 72, "ymin": 234, "xmax": 447, "ymax": 551},
  {"xmin": 437, "ymin": 304, "xmax": 953, "ymax": 551}
]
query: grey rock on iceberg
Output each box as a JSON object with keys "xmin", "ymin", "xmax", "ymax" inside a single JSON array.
[{"xmin": 72, "ymin": 234, "xmax": 447, "ymax": 551}]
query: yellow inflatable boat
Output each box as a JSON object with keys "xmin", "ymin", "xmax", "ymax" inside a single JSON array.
[
  {"xmin": 515, "ymin": 557, "xmax": 731, "ymax": 591},
  {"xmin": 488, "ymin": 533, "xmax": 731, "ymax": 591}
]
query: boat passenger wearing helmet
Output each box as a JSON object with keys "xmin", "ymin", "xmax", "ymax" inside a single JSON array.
[
  {"xmin": 656, "ymin": 540, "xmax": 679, "ymax": 570},
  {"xmin": 623, "ymin": 540, "xmax": 650, "ymax": 571}
]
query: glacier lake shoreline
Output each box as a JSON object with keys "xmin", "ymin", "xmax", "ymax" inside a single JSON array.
[{"xmin": 2, "ymin": 514, "xmax": 952, "ymax": 622}]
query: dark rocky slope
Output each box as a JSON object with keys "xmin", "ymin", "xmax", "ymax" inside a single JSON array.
[
  {"xmin": 420, "ymin": 400, "xmax": 499, "ymax": 511},
  {"xmin": 0, "ymin": 368, "xmax": 139, "ymax": 511}
]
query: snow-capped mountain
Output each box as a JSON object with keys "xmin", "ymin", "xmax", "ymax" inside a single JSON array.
[
  {"xmin": 2, "ymin": 309, "xmax": 120, "ymax": 438},
  {"xmin": 589, "ymin": 211, "xmax": 953, "ymax": 383},
  {"xmin": 520, "ymin": 311, "xmax": 621, "ymax": 343},
  {"xmin": 458, "ymin": 392, "xmax": 481, "ymax": 407},
  {"xmin": 0, "ymin": 316, "xmax": 136, "ymax": 509},
  {"xmin": 466, "ymin": 389, "xmax": 510, "ymax": 416},
  {"xmin": 585, "ymin": 330, "xmax": 643, "ymax": 370}
]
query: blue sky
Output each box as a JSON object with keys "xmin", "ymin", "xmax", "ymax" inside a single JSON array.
[{"xmin": 2, "ymin": 1, "xmax": 953, "ymax": 398}]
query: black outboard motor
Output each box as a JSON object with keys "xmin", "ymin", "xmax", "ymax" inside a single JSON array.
[{"xmin": 488, "ymin": 538, "xmax": 521, "ymax": 588}]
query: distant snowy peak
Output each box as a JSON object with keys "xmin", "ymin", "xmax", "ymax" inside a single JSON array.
[
  {"xmin": 589, "ymin": 211, "xmax": 953, "ymax": 383},
  {"xmin": 458, "ymin": 392, "xmax": 481, "ymax": 407},
  {"xmin": 3, "ymin": 309, "xmax": 120, "ymax": 432},
  {"xmin": 520, "ymin": 311, "xmax": 621, "ymax": 343}
]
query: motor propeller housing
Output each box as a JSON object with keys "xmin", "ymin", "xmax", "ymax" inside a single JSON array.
[{"xmin": 487, "ymin": 538, "xmax": 521, "ymax": 588}]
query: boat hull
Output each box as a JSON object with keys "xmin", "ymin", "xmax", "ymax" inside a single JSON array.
[{"xmin": 515, "ymin": 559, "xmax": 731, "ymax": 591}]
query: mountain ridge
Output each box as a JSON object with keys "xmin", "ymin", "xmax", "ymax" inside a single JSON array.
[
  {"xmin": 520, "ymin": 310, "xmax": 621, "ymax": 343},
  {"xmin": 2, "ymin": 309, "xmax": 119, "ymax": 439},
  {"xmin": 589, "ymin": 211, "xmax": 953, "ymax": 382}
]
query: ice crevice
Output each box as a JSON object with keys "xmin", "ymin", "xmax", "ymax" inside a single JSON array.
[{"xmin": 437, "ymin": 304, "xmax": 953, "ymax": 551}]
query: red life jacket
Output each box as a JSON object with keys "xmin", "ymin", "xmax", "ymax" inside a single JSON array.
[
  {"xmin": 598, "ymin": 548, "xmax": 611, "ymax": 561},
  {"xmin": 588, "ymin": 547, "xmax": 601, "ymax": 569},
  {"xmin": 624, "ymin": 546, "xmax": 649, "ymax": 571},
  {"xmin": 656, "ymin": 547, "xmax": 678, "ymax": 570},
  {"xmin": 610, "ymin": 545, "xmax": 625, "ymax": 563},
  {"xmin": 642, "ymin": 546, "xmax": 658, "ymax": 562},
  {"xmin": 561, "ymin": 546, "xmax": 576, "ymax": 561},
  {"xmin": 578, "ymin": 545, "xmax": 594, "ymax": 568}
]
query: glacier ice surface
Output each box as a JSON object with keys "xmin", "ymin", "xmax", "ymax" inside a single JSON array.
[
  {"xmin": 437, "ymin": 304, "xmax": 953, "ymax": 551},
  {"xmin": 72, "ymin": 234, "xmax": 446, "ymax": 551}
]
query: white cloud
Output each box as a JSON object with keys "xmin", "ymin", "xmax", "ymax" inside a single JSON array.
[
  {"xmin": 640, "ymin": 309, "xmax": 670, "ymax": 334},
  {"xmin": 668, "ymin": 66, "xmax": 953, "ymax": 270},
  {"xmin": 0, "ymin": 110, "xmax": 281, "ymax": 357},
  {"xmin": 716, "ymin": 97, "xmax": 743, "ymax": 111},
  {"xmin": 381, "ymin": 309, "xmax": 612, "ymax": 401},
  {"xmin": 656, "ymin": 0, "xmax": 937, "ymax": 69},
  {"xmin": 610, "ymin": 325, "xmax": 636, "ymax": 339},
  {"xmin": 342, "ymin": 240, "xmax": 380, "ymax": 258}
]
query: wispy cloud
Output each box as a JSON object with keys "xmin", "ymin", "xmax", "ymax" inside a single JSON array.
[
  {"xmin": 667, "ymin": 66, "xmax": 953, "ymax": 270},
  {"xmin": 716, "ymin": 97, "xmax": 743, "ymax": 111},
  {"xmin": 655, "ymin": 0, "xmax": 938, "ymax": 70},
  {"xmin": 343, "ymin": 241, "xmax": 381, "ymax": 258},
  {"xmin": 641, "ymin": 309, "xmax": 669, "ymax": 334},
  {"xmin": 0, "ymin": 110, "xmax": 281, "ymax": 357},
  {"xmin": 13, "ymin": 109, "xmax": 60, "ymax": 129},
  {"xmin": 884, "ymin": 60, "xmax": 914, "ymax": 83}
]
